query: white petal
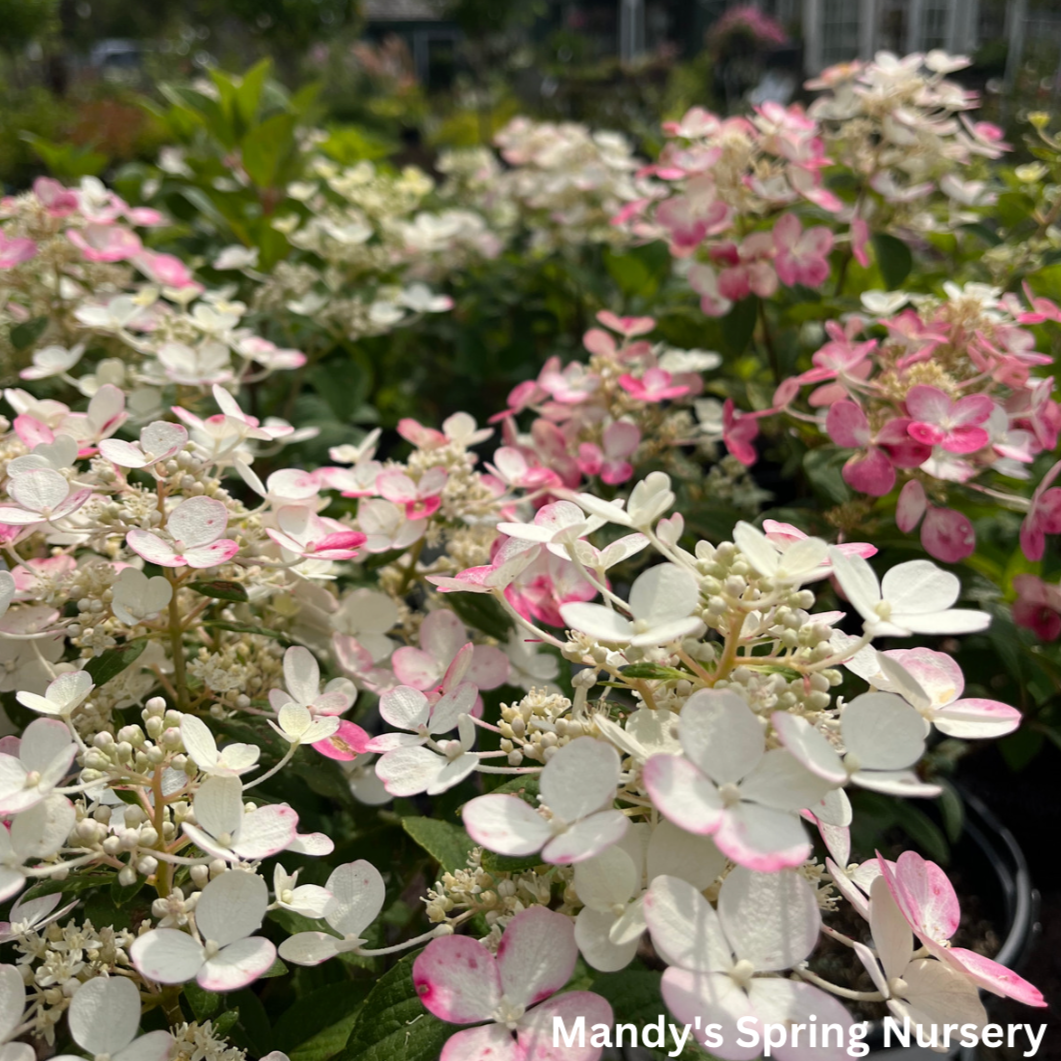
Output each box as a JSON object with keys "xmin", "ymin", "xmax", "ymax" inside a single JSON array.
[
  {"xmin": 130, "ymin": 929, "xmax": 204, "ymax": 984},
  {"xmin": 99, "ymin": 438, "xmax": 150, "ymax": 468},
  {"xmin": 68, "ymin": 976, "xmax": 139, "ymax": 1055},
  {"xmin": 540, "ymin": 737, "xmax": 620, "ymax": 823},
  {"xmin": 629, "ymin": 563, "xmax": 699, "ymax": 627},
  {"xmin": 881, "ymin": 560, "xmax": 958, "ymax": 615},
  {"xmin": 462, "ymin": 794, "xmax": 552, "ymax": 856},
  {"xmin": 324, "ymin": 860, "xmax": 386, "ymax": 938},
  {"xmin": 747, "ymin": 978, "xmax": 854, "ymax": 1061},
  {"xmin": 771, "ymin": 713, "xmax": 846, "ymax": 784},
  {"xmin": 9, "ymin": 468, "xmax": 68, "ymax": 513},
  {"xmin": 738, "ymin": 749, "xmax": 835, "ymax": 811},
  {"xmin": 852, "ymin": 769, "xmax": 942, "ymax": 798},
  {"xmin": 113, "ymin": 1030, "xmax": 174, "ymax": 1061},
  {"xmin": 559, "ymin": 602, "xmax": 633, "ymax": 643},
  {"xmin": 180, "ymin": 714, "xmax": 218, "ymax": 770},
  {"xmin": 895, "ymin": 608, "xmax": 991, "ymax": 635},
  {"xmin": 541, "ymin": 809, "xmax": 628, "ymax": 865},
  {"xmin": 717, "ymin": 866, "xmax": 820, "ymax": 971},
  {"xmin": 496, "ymin": 905, "xmax": 578, "ymax": 1010},
  {"xmin": 869, "ymin": 876, "xmax": 914, "ymax": 982},
  {"xmin": 232, "ymin": 805, "xmax": 299, "ymax": 860},
  {"xmin": 643, "ymin": 875, "xmax": 732, "ymax": 972},
  {"xmin": 196, "ymin": 870, "xmax": 268, "ymax": 947},
  {"xmin": 376, "ymin": 746, "xmax": 445, "ymax": 797},
  {"xmin": 379, "ymin": 686, "xmax": 431, "ymax": 731},
  {"xmin": 734, "ymin": 522, "xmax": 779, "ymax": 576},
  {"xmin": 646, "ymin": 819, "xmax": 726, "ymax": 888},
  {"xmin": 679, "ymin": 689, "xmax": 763, "ymax": 784},
  {"xmin": 167, "ymin": 496, "xmax": 228, "ymax": 549},
  {"xmin": 875, "ymin": 654, "xmax": 932, "ymax": 710},
  {"xmin": 278, "ymin": 932, "xmax": 341, "ymax": 966},
  {"xmin": 0, "ymin": 965, "xmax": 26, "ymax": 1042},
  {"xmin": 10, "ymin": 795, "xmax": 76, "ymax": 859},
  {"xmin": 283, "ymin": 646, "xmax": 320, "ymax": 707},
  {"xmin": 191, "ymin": 775, "xmax": 243, "ymax": 838},
  {"xmin": 660, "ymin": 970, "xmax": 760, "ymax": 1061},
  {"xmin": 842, "ymin": 693, "xmax": 927, "ymax": 771},
  {"xmin": 827, "ymin": 548, "xmax": 880, "ymax": 622},
  {"xmin": 574, "ymin": 845, "xmax": 639, "ymax": 910},
  {"xmin": 575, "ymin": 907, "xmax": 640, "ymax": 972}
]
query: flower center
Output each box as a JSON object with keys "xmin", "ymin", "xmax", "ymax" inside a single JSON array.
[
  {"xmin": 719, "ymin": 782, "xmax": 742, "ymax": 807},
  {"xmin": 729, "ymin": 958, "xmax": 755, "ymax": 987},
  {"xmin": 492, "ymin": 995, "xmax": 526, "ymax": 1029},
  {"xmin": 23, "ymin": 770, "xmax": 41, "ymax": 789},
  {"xmin": 203, "ymin": 940, "xmax": 221, "ymax": 959}
]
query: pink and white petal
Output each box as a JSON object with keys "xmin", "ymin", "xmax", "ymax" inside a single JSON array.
[
  {"xmin": 126, "ymin": 529, "xmax": 179, "ymax": 566},
  {"xmin": 419, "ymin": 609, "xmax": 469, "ymax": 665},
  {"xmin": 679, "ymin": 690, "xmax": 763, "ymax": 785},
  {"xmin": 642, "ymin": 755, "xmax": 723, "ymax": 836},
  {"xmin": 391, "ymin": 647, "xmax": 444, "ymax": 690},
  {"xmin": 713, "ymin": 803, "xmax": 811, "ymax": 873},
  {"xmin": 427, "ymin": 751, "xmax": 480, "ymax": 795},
  {"xmin": 738, "ymin": 748, "xmax": 836, "ymax": 811},
  {"xmin": 660, "ymin": 969, "xmax": 760, "ymax": 1061},
  {"xmin": 891, "ymin": 850, "xmax": 960, "ymax": 942},
  {"xmin": 168, "ymin": 496, "xmax": 229, "ymax": 548},
  {"xmin": 932, "ymin": 698, "xmax": 1021, "ymax": 738},
  {"xmin": 519, "ymin": 991, "xmax": 615, "ymax": 1061},
  {"xmin": 541, "ymin": 810, "xmax": 628, "ymax": 865},
  {"xmin": 130, "ymin": 928, "xmax": 204, "ymax": 984},
  {"xmin": 182, "ymin": 540, "xmax": 240, "ymax": 568},
  {"xmin": 747, "ymin": 978, "xmax": 853, "ymax": 1061},
  {"xmin": 99, "ymin": 438, "xmax": 149, "ymax": 467},
  {"xmin": 19, "ymin": 718, "xmax": 75, "ymax": 775},
  {"xmin": 718, "ymin": 865, "xmax": 820, "ymax": 971},
  {"xmin": 851, "ymin": 770, "xmax": 941, "ymax": 798},
  {"xmin": 463, "ymin": 794, "xmax": 552, "ymax": 856},
  {"xmin": 827, "ymin": 859, "xmax": 869, "ymax": 919},
  {"xmin": 413, "ymin": 935, "xmax": 502, "ymax": 1023},
  {"xmin": 540, "ymin": 737, "xmax": 620, "ymax": 823},
  {"xmin": 771, "ymin": 713, "xmax": 846, "ymax": 783},
  {"xmin": 0, "ymin": 507, "xmax": 45, "ymax": 525},
  {"xmin": 890, "ymin": 959, "xmax": 987, "ymax": 1030},
  {"xmin": 496, "ymin": 906, "xmax": 578, "ymax": 1009},
  {"xmin": 232, "ymin": 805, "xmax": 299, "ymax": 861},
  {"xmin": 429, "ymin": 681, "xmax": 478, "ymax": 735},
  {"xmin": 896, "ymin": 479, "xmax": 927, "ymax": 533},
  {"xmin": 278, "ymin": 932, "xmax": 342, "ymax": 966},
  {"xmin": 469, "ymin": 645, "xmax": 511, "ymax": 690},
  {"xmin": 440, "ymin": 1025, "xmax": 522, "ymax": 1061},
  {"xmin": 944, "ymin": 948, "xmax": 1046, "ymax": 1006},
  {"xmin": 643, "ymin": 875, "xmax": 731, "ymax": 973},
  {"xmin": 198, "ymin": 936, "xmax": 277, "ymax": 991}
]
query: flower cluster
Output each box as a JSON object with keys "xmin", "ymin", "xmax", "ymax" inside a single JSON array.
[
  {"xmin": 767, "ymin": 283, "xmax": 1061, "ymax": 561},
  {"xmin": 1, "ymin": 177, "xmax": 305, "ymax": 395}
]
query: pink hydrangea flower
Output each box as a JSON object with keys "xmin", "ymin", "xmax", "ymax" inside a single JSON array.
[
  {"xmin": 66, "ymin": 224, "xmax": 143, "ymax": 263},
  {"xmin": 0, "ymin": 233, "xmax": 37, "ymax": 269},
  {"xmin": 1020, "ymin": 460, "xmax": 1061, "ymax": 561},
  {"xmin": 722, "ymin": 398, "xmax": 759, "ymax": 466},
  {"xmin": 413, "ymin": 906, "xmax": 613, "ymax": 1061},
  {"xmin": 127, "ymin": 496, "xmax": 240, "ymax": 569},
  {"xmin": 618, "ymin": 368, "xmax": 690, "ymax": 402},
  {"xmin": 376, "ymin": 467, "xmax": 447, "ymax": 519},
  {"xmin": 895, "ymin": 480, "xmax": 976, "ymax": 562},
  {"xmin": 905, "ymin": 385, "xmax": 994, "ymax": 454},
  {"xmin": 577, "ymin": 421, "xmax": 640, "ymax": 485},
  {"xmin": 773, "ymin": 213, "xmax": 834, "ymax": 287},
  {"xmin": 1013, "ymin": 574, "xmax": 1061, "ymax": 641}
]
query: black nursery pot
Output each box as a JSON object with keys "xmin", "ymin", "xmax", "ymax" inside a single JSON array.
[{"xmin": 865, "ymin": 787, "xmax": 1041, "ymax": 1059}]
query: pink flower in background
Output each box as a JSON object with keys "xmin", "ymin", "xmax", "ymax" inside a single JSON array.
[
  {"xmin": 377, "ymin": 467, "xmax": 447, "ymax": 519},
  {"xmin": 895, "ymin": 480, "xmax": 976, "ymax": 563},
  {"xmin": 826, "ymin": 401, "xmax": 896, "ymax": 496},
  {"xmin": 0, "ymin": 233, "xmax": 37, "ymax": 269},
  {"xmin": 722, "ymin": 398, "xmax": 759, "ymax": 466},
  {"xmin": 619, "ymin": 368, "xmax": 690, "ymax": 403},
  {"xmin": 1013, "ymin": 574, "xmax": 1061, "ymax": 641},
  {"xmin": 577, "ymin": 421, "xmax": 640, "ymax": 484},
  {"xmin": 1020, "ymin": 460, "xmax": 1061, "ymax": 561},
  {"xmin": 127, "ymin": 496, "xmax": 240, "ymax": 569},
  {"xmin": 773, "ymin": 214, "xmax": 834, "ymax": 287},
  {"xmin": 66, "ymin": 224, "xmax": 143, "ymax": 263}
]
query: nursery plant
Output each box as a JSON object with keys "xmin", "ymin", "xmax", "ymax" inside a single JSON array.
[{"xmin": 0, "ymin": 48, "xmax": 1056, "ymax": 1061}]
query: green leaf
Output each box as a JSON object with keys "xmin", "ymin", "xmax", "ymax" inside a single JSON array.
[
  {"xmin": 9, "ymin": 316, "xmax": 49, "ymax": 351},
  {"xmin": 260, "ymin": 957, "xmax": 289, "ymax": 979},
  {"xmin": 447, "ymin": 591, "xmax": 513, "ymax": 642},
  {"xmin": 401, "ymin": 817, "xmax": 476, "ymax": 873},
  {"xmin": 802, "ymin": 447, "xmax": 851, "ymax": 506},
  {"xmin": 19, "ymin": 872, "xmax": 114, "ymax": 903},
  {"xmin": 480, "ymin": 851, "xmax": 545, "ymax": 874},
  {"xmin": 722, "ymin": 296, "xmax": 759, "ymax": 356},
  {"xmin": 241, "ymin": 112, "xmax": 298, "ymax": 189},
  {"xmin": 871, "ymin": 233, "xmax": 913, "ymax": 290},
  {"xmin": 84, "ymin": 640, "xmax": 148, "ymax": 687},
  {"xmin": 184, "ymin": 982, "xmax": 222, "ymax": 1021},
  {"xmin": 338, "ymin": 953, "xmax": 451, "ymax": 1061},
  {"xmin": 892, "ymin": 800, "xmax": 949, "ymax": 865},
  {"xmin": 188, "ymin": 580, "xmax": 249, "ymax": 603},
  {"xmin": 937, "ymin": 781, "xmax": 965, "ymax": 843},
  {"xmin": 202, "ymin": 621, "xmax": 294, "ymax": 645},
  {"xmin": 620, "ymin": 663, "xmax": 688, "ymax": 681},
  {"xmin": 273, "ymin": 981, "xmax": 372, "ymax": 1057},
  {"xmin": 592, "ymin": 967, "xmax": 711, "ymax": 1059}
]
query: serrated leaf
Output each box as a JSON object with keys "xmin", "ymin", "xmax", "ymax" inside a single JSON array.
[
  {"xmin": 189, "ymin": 580, "xmax": 249, "ymax": 602},
  {"xmin": 401, "ymin": 817, "xmax": 475, "ymax": 874},
  {"xmin": 184, "ymin": 982, "xmax": 222, "ymax": 1021},
  {"xmin": 84, "ymin": 640, "xmax": 147, "ymax": 687},
  {"xmin": 871, "ymin": 233, "xmax": 913, "ymax": 289},
  {"xmin": 338, "ymin": 953, "xmax": 451, "ymax": 1061},
  {"xmin": 203, "ymin": 620, "xmax": 294, "ymax": 645},
  {"xmin": 19, "ymin": 872, "xmax": 114, "ymax": 903}
]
